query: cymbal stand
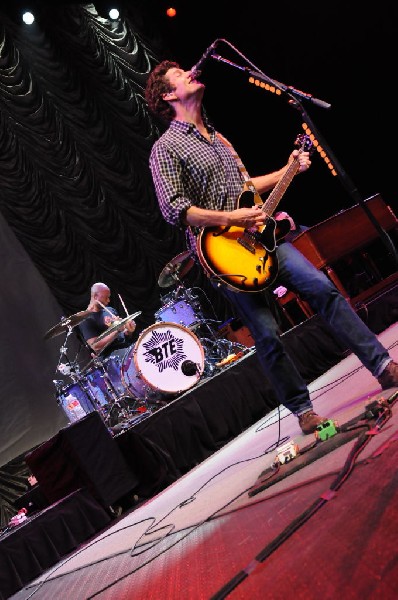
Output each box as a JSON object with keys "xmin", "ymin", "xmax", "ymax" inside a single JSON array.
[
  {"xmin": 55, "ymin": 326, "xmax": 82, "ymax": 383},
  {"xmin": 53, "ymin": 329, "xmax": 99, "ymax": 414}
]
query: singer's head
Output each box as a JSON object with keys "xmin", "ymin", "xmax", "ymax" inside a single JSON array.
[{"xmin": 145, "ymin": 60, "xmax": 204, "ymax": 124}]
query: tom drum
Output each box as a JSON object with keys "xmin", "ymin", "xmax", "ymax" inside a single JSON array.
[{"xmin": 155, "ymin": 299, "xmax": 198, "ymax": 329}]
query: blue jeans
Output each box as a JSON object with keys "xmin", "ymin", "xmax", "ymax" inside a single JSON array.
[{"xmin": 219, "ymin": 242, "xmax": 390, "ymax": 415}]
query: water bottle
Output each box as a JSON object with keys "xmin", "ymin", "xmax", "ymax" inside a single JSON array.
[{"xmin": 65, "ymin": 393, "xmax": 86, "ymax": 423}]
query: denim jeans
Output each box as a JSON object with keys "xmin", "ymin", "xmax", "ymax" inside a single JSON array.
[{"xmin": 219, "ymin": 242, "xmax": 390, "ymax": 415}]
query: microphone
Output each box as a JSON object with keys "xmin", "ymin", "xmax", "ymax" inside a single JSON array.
[
  {"xmin": 190, "ymin": 40, "xmax": 219, "ymax": 79},
  {"xmin": 181, "ymin": 360, "xmax": 198, "ymax": 376}
]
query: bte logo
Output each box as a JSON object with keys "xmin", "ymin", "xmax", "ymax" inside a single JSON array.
[{"xmin": 143, "ymin": 328, "xmax": 187, "ymax": 372}]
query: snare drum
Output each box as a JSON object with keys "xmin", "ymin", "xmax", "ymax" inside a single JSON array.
[
  {"xmin": 121, "ymin": 322, "xmax": 204, "ymax": 397},
  {"xmin": 155, "ymin": 299, "xmax": 198, "ymax": 328}
]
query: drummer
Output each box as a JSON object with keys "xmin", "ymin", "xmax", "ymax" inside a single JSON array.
[{"xmin": 78, "ymin": 282, "xmax": 137, "ymax": 357}]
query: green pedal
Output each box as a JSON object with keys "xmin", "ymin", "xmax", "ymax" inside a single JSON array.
[{"xmin": 315, "ymin": 419, "xmax": 339, "ymax": 441}]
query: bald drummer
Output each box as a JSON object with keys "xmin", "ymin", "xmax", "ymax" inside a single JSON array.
[{"xmin": 79, "ymin": 282, "xmax": 137, "ymax": 356}]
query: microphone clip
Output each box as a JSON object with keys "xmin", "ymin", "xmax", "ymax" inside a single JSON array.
[{"xmin": 190, "ymin": 39, "xmax": 221, "ymax": 79}]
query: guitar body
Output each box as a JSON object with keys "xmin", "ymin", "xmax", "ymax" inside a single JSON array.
[
  {"xmin": 197, "ymin": 191, "xmax": 291, "ymax": 293},
  {"xmin": 198, "ymin": 223, "xmax": 277, "ymax": 292},
  {"xmin": 197, "ymin": 134, "xmax": 312, "ymax": 293}
]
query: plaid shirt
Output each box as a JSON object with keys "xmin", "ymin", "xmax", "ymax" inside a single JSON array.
[{"xmin": 149, "ymin": 120, "xmax": 245, "ymax": 252}]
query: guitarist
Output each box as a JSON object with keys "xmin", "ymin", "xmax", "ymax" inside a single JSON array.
[{"xmin": 145, "ymin": 60, "xmax": 398, "ymax": 434}]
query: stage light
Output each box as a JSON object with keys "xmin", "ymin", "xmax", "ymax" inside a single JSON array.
[
  {"xmin": 94, "ymin": 2, "xmax": 121, "ymax": 21},
  {"xmin": 22, "ymin": 11, "xmax": 35, "ymax": 25},
  {"xmin": 2, "ymin": 1, "xmax": 39, "ymax": 25},
  {"xmin": 108, "ymin": 8, "xmax": 119, "ymax": 20}
]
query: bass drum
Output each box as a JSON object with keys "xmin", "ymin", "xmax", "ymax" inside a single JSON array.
[{"xmin": 121, "ymin": 322, "xmax": 204, "ymax": 398}]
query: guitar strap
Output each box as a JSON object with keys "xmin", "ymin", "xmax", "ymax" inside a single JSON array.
[{"xmin": 216, "ymin": 132, "xmax": 262, "ymax": 205}]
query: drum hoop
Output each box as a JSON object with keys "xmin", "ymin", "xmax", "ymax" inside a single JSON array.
[{"xmin": 131, "ymin": 321, "xmax": 204, "ymax": 393}]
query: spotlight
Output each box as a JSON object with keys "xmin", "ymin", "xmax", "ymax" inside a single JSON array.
[
  {"xmin": 3, "ymin": 2, "xmax": 37, "ymax": 25},
  {"xmin": 22, "ymin": 11, "xmax": 35, "ymax": 25},
  {"xmin": 95, "ymin": 2, "xmax": 121, "ymax": 21},
  {"xmin": 108, "ymin": 8, "xmax": 119, "ymax": 20}
]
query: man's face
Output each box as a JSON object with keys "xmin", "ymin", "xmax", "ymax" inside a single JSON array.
[
  {"xmin": 164, "ymin": 67, "xmax": 204, "ymax": 102},
  {"xmin": 95, "ymin": 287, "xmax": 111, "ymax": 306}
]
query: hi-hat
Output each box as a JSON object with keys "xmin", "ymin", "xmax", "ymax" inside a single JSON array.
[
  {"xmin": 94, "ymin": 311, "xmax": 142, "ymax": 342},
  {"xmin": 44, "ymin": 310, "xmax": 92, "ymax": 340},
  {"xmin": 158, "ymin": 251, "xmax": 195, "ymax": 288}
]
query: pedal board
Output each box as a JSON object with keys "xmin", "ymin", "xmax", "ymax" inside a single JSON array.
[{"xmin": 248, "ymin": 389, "xmax": 398, "ymax": 498}]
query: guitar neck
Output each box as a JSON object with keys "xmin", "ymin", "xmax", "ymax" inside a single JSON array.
[{"xmin": 262, "ymin": 158, "xmax": 300, "ymax": 217}]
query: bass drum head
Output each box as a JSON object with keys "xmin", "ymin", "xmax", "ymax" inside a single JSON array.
[{"xmin": 131, "ymin": 322, "xmax": 204, "ymax": 395}]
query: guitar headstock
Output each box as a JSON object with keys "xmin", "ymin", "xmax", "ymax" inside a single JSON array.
[{"xmin": 294, "ymin": 134, "xmax": 314, "ymax": 155}]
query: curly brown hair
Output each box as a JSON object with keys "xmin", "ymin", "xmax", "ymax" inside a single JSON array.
[{"xmin": 145, "ymin": 60, "xmax": 180, "ymax": 123}]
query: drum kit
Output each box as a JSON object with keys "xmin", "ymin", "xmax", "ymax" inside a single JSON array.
[{"xmin": 45, "ymin": 251, "xmax": 247, "ymax": 432}]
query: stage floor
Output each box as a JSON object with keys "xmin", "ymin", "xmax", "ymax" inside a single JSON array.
[{"xmin": 9, "ymin": 323, "xmax": 398, "ymax": 600}]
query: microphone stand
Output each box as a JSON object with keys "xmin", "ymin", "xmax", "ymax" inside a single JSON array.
[{"xmin": 210, "ymin": 47, "xmax": 398, "ymax": 267}]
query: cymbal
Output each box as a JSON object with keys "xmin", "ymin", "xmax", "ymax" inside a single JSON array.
[
  {"xmin": 94, "ymin": 311, "xmax": 142, "ymax": 342},
  {"xmin": 158, "ymin": 251, "xmax": 195, "ymax": 288},
  {"xmin": 44, "ymin": 310, "xmax": 92, "ymax": 340}
]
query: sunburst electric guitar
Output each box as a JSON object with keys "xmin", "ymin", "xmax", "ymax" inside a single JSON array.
[{"xmin": 197, "ymin": 134, "xmax": 313, "ymax": 292}]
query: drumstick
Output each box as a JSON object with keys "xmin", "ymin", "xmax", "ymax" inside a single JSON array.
[
  {"xmin": 96, "ymin": 300, "xmax": 118, "ymax": 320},
  {"xmin": 118, "ymin": 294, "xmax": 129, "ymax": 317}
]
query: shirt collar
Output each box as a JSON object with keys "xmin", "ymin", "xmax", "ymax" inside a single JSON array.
[{"xmin": 170, "ymin": 119, "xmax": 215, "ymax": 137}]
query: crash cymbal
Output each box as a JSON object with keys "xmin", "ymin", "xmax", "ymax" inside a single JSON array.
[
  {"xmin": 43, "ymin": 310, "xmax": 92, "ymax": 340},
  {"xmin": 94, "ymin": 311, "xmax": 142, "ymax": 342},
  {"xmin": 158, "ymin": 250, "xmax": 195, "ymax": 288}
]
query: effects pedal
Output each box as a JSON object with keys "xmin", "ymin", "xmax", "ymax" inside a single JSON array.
[
  {"xmin": 275, "ymin": 440, "xmax": 300, "ymax": 465},
  {"xmin": 314, "ymin": 419, "xmax": 339, "ymax": 441}
]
